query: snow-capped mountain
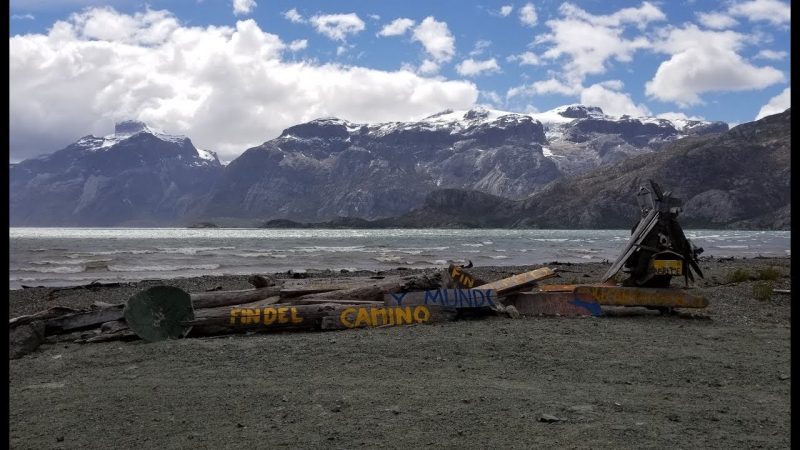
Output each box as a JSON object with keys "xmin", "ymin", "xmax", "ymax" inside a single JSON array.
[
  {"xmin": 10, "ymin": 120, "xmax": 223, "ymax": 226},
  {"xmin": 10, "ymin": 106, "xmax": 731, "ymax": 226},
  {"xmin": 201, "ymin": 105, "xmax": 728, "ymax": 222}
]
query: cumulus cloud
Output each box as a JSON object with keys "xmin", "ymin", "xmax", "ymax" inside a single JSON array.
[
  {"xmin": 696, "ymin": 11, "xmax": 738, "ymax": 29},
  {"xmin": 412, "ymin": 17, "xmax": 456, "ymax": 64},
  {"xmin": 580, "ymin": 82, "xmax": 650, "ymax": 117},
  {"xmin": 283, "ymin": 8, "xmax": 304, "ymax": 24},
  {"xmin": 755, "ymin": 87, "xmax": 790, "ymax": 119},
  {"xmin": 500, "ymin": 5, "xmax": 513, "ymax": 17},
  {"xmin": 755, "ymin": 49, "xmax": 788, "ymax": 60},
  {"xmin": 645, "ymin": 25, "xmax": 785, "ymax": 106},
  {"xmin": 310, "ymin": 13, "xmax": 365, "ymax": 41},
  {"xmin": 12, "ymin": 13, "xmax": 35, "ymax": 20},
  {"xmin": 377, "ymin": 17, "xmax": 415, "ymax": 37},
  {"xmin": 289, "ymin": 39, "xmax": 308, "ymax": 51},
  {"xmin": 729, "ymin": 0, "xmax": 790, "ymax": 25},
  {"xmin": 9, "ymin": 7, "xmax": 480, "ymax": 162},
  {"xmin": 456, "ymin": 58, "xmax": 501, "ymax": 77},
  {"xmin": 507, "ymin": 51, "xmax": 542, "ymax": 66},
  {"xmin": 519, "ymin": 3, "xmax": 537, "ymax": 27},
  {"xmin": 536, "ymin": 2, "xmax": 664, "ymax": 86},
  {"xmin": 417, "ymin": 59, "xmax": 440, "ymax": 75},
  {"xmin": 232, "ymin": 0, "xmax": 256, "ymax": 16}
]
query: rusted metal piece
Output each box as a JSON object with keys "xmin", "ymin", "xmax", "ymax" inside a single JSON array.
[
  {"xmin": 573, "ymin": 285, "xmax": 708, "ymax": 308},
  {"xmin": 505, "ymin": 291, "xmax": 602, "ymax": 317},
  {"xmin": 475, "ymin": 267, "xmax": 557, "ymax": 296}
]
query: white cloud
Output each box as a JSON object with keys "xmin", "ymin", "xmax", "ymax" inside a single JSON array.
[
  {"xmin": 289, "ymin": 39, "xmax": 307, "ymax": 51},
  {"xmin": 580, "ymin": 82, "xmax": 650, "ymax": 117},
  {"xmin": 507, "ymin": 51, "xmax": 542, "ymax": 66},
  {"xmin": 283, "ymin": 8, "xmax": 304, "ymax": 24},
  {"xmin": 469, "ymin": 39, "xmax": 491, "ymax": 57},
  {"xmin": 232, "ymin": 0, "xmax": 256, "ymax": 16},
  {"xmin": 480, "ymin": 90, "xmax": 503, "ymax": 105},
  {"xmin": 369, "ymin": 14, "xmax": 381, "ymax": 21},
  {"xmin": 645, "ymin": 25, "xmax": 785, "ymax": 106},
  {"xmin": 500, "ymin": 5, "xmax": 513, "ymax": 17},
  {"xmin": 519, "ymin": 3, "xmax": 537, "ymax": 27},
  {"xmin": 417, "ymin": 59, "xmax": 440, "ymax": 75},
  {"xmin": 558, "ymin": 1, "xmax": 665, "ymax": 28},
  {"xmin": 412, "ymin": 17, "xmax": 455, "ymax": 63},
  {"xmin": 535, "ymin": 2, "xmax": 665, "ymax": 85},
  {"xmin": 456, "ymin": 58, "xmax": 501, "ymax": 77},
  {"xmin": 507, "ymin": 78, "xmax": 581, "ymax": 98},
  {"xmin": 310, "ymin": 13, "xmax": 366, "ymax": 41},
  {"xmin": 378, "ymin": 17, "xmax": 415, "ymax": 37},
  {"xmin": 9, "ymin": 7, "xmax": 480, "ymax": 162},
  {"xmin": 755, "ymin": 49, "xmax": 788, "ymax": 60},
  {"xmin": 729, "ymin": 0, "xmax": 790, "ymax": 25},
  {"xmin": 696, "ymin": 11, "xmax": 738, "ymax": 29},
  {"xmin": 755, "ymin": 87, "xmax": 790, "ymax": 119},
  {"xmin": 656, "ymin": 111, "xmax": 706, "ymax": 121},
  {"xmin": 12, "ymin": 13, "xmax": 35, "ymax": 20}
]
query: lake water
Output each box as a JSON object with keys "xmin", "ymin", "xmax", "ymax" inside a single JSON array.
[{"xmin": 9, "ymin": 228, "xmax": 791, "ymax": 289}]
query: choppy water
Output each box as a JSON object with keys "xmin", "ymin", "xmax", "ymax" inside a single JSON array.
[{"xmin": 9, "ymin": 228, "xmax": 791, "ymax": 289}]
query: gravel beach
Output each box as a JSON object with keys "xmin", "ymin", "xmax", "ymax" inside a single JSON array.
[{"xmin": 9, "ymin": 256, "xmax": 791, "ymax": 449}]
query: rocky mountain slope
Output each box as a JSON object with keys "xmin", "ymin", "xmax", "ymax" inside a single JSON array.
[
  {"xmin": 514, "ymin": 108, "xmax": 790, "ymax": 229},
  {"xmin": 10, "ymin": 105, "xmax": 740, "ymax": 226},
  {"xmin": 201, "ymin": 105, "xmax": 727, "ymax": 222},
  {"xmin": 10, "ymin": 121, "xmax": 223, "ymax": 226},
  {"xmin": 261, "ymin": 108, "xmax": 789, "ymax": 230}
]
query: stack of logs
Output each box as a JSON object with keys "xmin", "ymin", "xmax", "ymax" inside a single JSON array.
[{"xmin": 11, "ymin": 268, "xmax": 547, "ymax": 359}]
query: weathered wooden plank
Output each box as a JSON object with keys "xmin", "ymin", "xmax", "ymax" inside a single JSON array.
[
  {"xmin": 475, "ymin": 267, "xmax": 557, "ymax": 295},
  {"xmin": 505, "ymin": 292, "xmax": 602, "ymax": 317},
  {"xmin": 535, "ymin": 284, "xmax": 579, "ymax": 293},
  {"xmin": 445, "ymin": 264, "xmax": 488, "ymax": 289},
  {"xmin": 573, "ymin": 285, "xmax": 708, "ymax": 308},
  {"xmin": 44, "ymin": 304, "xmax": 125, "ymax": 335},
  {"xmin": 384, "ymin": 289, "xmax": 498, "ymax": 309}
]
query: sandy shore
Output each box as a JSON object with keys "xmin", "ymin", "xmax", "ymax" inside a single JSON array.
[{"xmin": 9, "ymin": 256, "xmax": 791, "ymax": 449}]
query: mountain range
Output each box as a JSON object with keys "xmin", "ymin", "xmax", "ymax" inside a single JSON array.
[{"xmin": 9, "ymin": 105, "xmax": 789, "ymax": 229}]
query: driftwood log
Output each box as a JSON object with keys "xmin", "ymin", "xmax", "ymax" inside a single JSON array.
[
  {"xmin": 190, "ymin": 287, "xmax": 282, "ymax": 309},
  {"xmin": 297, "ymin": 272, "xmax": 443, "ymax": 303},
  {"xmin": 187, "ymin": 302, "xmax": 458, "ymax": 336}
]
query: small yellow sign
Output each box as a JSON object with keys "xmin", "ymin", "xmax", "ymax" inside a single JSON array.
[{"xmin": 652, "ymin": 259, "xmax": 683, "ymax": 275}]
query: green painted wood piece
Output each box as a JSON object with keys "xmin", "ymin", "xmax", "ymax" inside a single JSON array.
[{"xmin": 124, "ymin": 286, "xmax": 194, "ymax": 342}]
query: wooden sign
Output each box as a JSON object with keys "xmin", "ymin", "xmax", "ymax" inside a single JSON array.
[
  {"xmin": 384, "ymin": 289, "xmax": 498, "ymax": 309},
  {"xmin": 505, "ymin": 291, "xmax": 602, "ymax": 317},
  {"xmin": 320, "ymin": 305, "xmax": 457, "ymax": 330},
  {"xmin": 446, "ymin": 264, "xmax": 487, "ymax": 289},
  {"xmin": 573, "ymin": 285, "xmax": 708, "ymax": 308},
  {"xmin": 475, "ymin": 267, "xmax": 557, "ymax": 295}
]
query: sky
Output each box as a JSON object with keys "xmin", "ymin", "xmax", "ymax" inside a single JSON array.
[{"xmin": 9, "ymin": 0, "xmax": 792, "ymax": 163}]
